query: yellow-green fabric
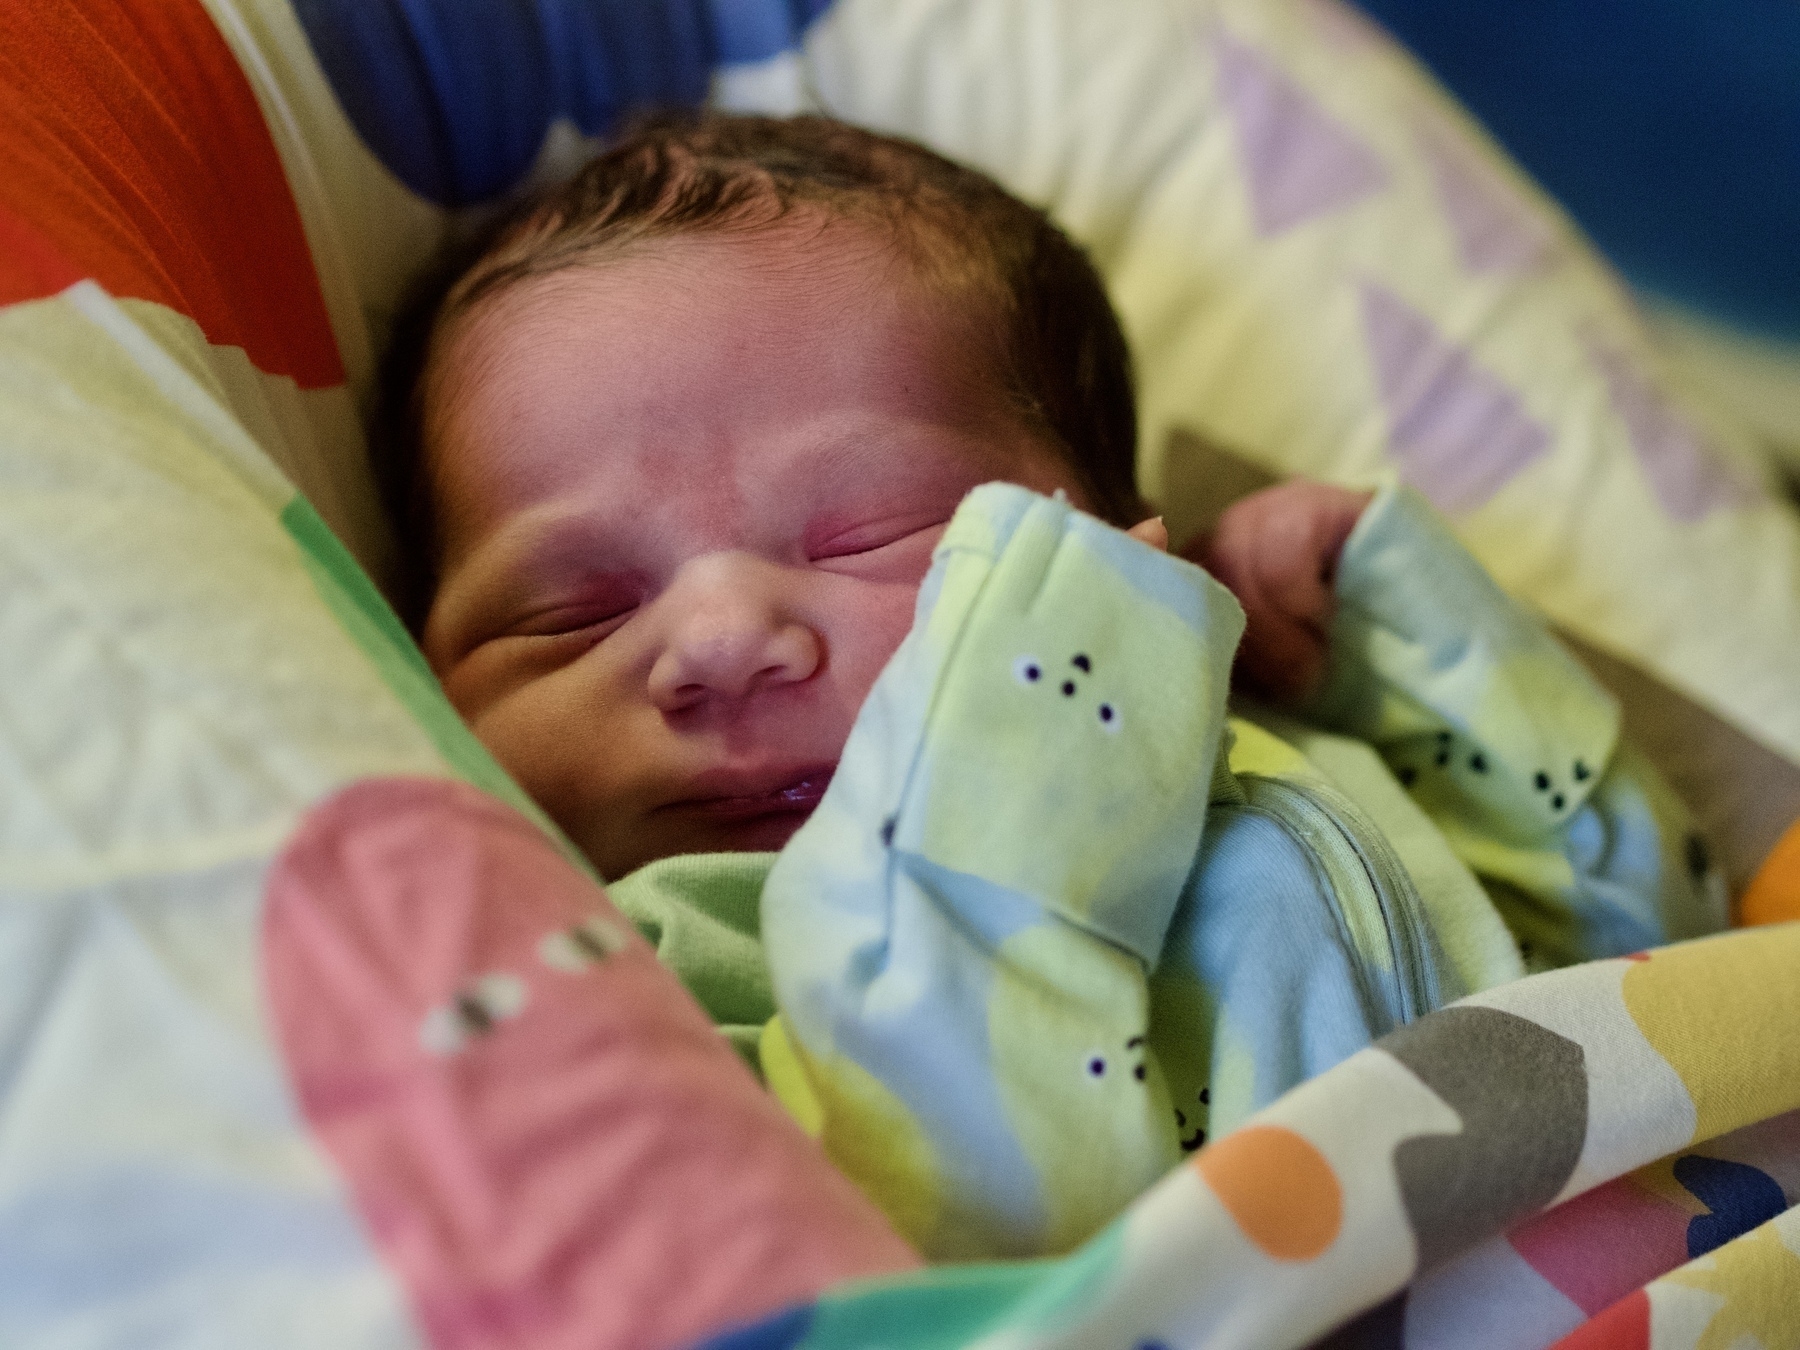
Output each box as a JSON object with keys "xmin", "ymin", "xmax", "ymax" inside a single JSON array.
[
  {"xmin": 608, "ymin": 851, "xmax": 779, "ymax": 1072},
  {"xmin": 609, "ymin": 486, "xmax": 1726, "ymax": 1263}
]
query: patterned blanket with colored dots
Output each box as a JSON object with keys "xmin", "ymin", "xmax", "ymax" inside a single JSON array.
[
  {"xmin": 4, "ymin": 0, "xmax": 1798, "ymax": 1345},
  {"xmin": 702, "ymin": 923, "xmax": 1800, "ymax": 1350}
]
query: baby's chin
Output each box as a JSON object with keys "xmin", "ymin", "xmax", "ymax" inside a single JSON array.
[
  {"xmin": 591, "ymin": 781, "xmax": 831, "ymax": 881},
  {"xmin": 682, "ymin": 808, "xmax": 817, "ymax": 858}
]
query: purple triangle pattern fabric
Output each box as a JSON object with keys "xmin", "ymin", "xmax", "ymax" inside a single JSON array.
[
  {"xmin": 1419, "ymin": 120, "xmax": 1554, "ymax": 277},
  {"xmin": 1213, "ymin": 28, "xmax": 1389, "ymax": 237},
  {"xmin": 1360, "ymin": 282, "xmax": 1550, "ymax": 511},
  {"xmin": 1585, "ymin": 336, "xmax": 1760, "ymax": 523}
]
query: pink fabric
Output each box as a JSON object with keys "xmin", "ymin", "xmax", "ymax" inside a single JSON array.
[
  {"xmin": 263, "ymin": 777, "xmax": 917, "ymax": 1350},
  {"xmin": 1508, "ymin": 1175, "xmax": 1689, "ymax": 1318}
]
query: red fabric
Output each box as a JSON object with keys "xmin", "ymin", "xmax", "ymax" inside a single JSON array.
[
  {"xmin": 1509, "ymin": 1174, "xmax": 1689, "ymax": 1317},
  {"xmin": 1548, "ymin": 1289, "xmax": 1651, "ymax": 1350},
  {"xmin": 264, "ymin": 777, "xmax": 916, "ymax": 1350},
  {"xmin": 0, "ymin": 206, "xmax": 84, "ymax": 306},
  {"xmin": 0, "ymin": 0, "xmax": 342, "ymax": 387}
]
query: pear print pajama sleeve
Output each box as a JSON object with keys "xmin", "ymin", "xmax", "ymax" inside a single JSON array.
[
  {"xmin": 1306, "ymin": 486, "xmax": 1727, "ymax": 972},
  {"xmin": 755, "ymin": 484, "xmax": 1723, "ymax": 1261}
]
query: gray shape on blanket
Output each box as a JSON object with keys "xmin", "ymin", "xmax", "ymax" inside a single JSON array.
[{"xmin": 1382, "ymin": 1005, "xmax": 1587, "ymax": 1270}]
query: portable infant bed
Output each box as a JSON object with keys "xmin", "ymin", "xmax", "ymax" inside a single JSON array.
[{"xmin": 4, "ymin": 1, "xmax": 1800, "ymax": 1346}]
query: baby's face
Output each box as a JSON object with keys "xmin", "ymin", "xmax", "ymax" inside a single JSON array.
[{"xmin": 421, "ymin": 219, "xmax": 1087, "ymax": 879}]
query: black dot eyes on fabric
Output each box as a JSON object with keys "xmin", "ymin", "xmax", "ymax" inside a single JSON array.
[
  {"xmin": 454, "ymin": 994, "xmax": 494, "ymax": 1034},
  {"xmin": 1134, "ymin": 1063, "xmax": 1146, "ymax": 1081},
  {"xmin": 1087, "ymin": 1057, "xmax": 1107, "ymax": 1078},
  {"xmin": 1686, "ymin": 833, "xmax": 1711, "ymax": 880},
  {"xmin": 1061, "ymin": 680, "xmax": 1077, "ymax": 697},
  {"xmin": 1469, "ymin": 753, "xmax": 1487, "ymax": 773},
  {"xmin": 1098, "ymin": 704, "xmax": 1116, "ymax": 724},
  {"xmin": 567, "ymin": 928, "xmax": 612, "ymax": 962},
  {"xmin": 1435, "ymin": 749, "xmax": 1450, "ymax": 767},
  {"xmin": 1552, "ymin": 793, "xmax": 1566, "ymax": 810},
  {"xmin": 1072, "ymin": 654, "xmax": 1092, "ymax": 672},
  {"xmin": 1013, "ymin": 655, "xmax": 1043, "ymax": 684},
  {"xmin": 1573, "ymin": 759, "xmax": 1592, "ymax": 781},
  {"xmin": 881, "ymin": 817, "xmax": 895, "ymax": 846},
  {"xmin": 1534, "ymin": 772, "xmax": 1551, "ymax": 791},
  {"xmin": 1398, "ymin": 767, "xmax": 1417, "ymax": 787}
]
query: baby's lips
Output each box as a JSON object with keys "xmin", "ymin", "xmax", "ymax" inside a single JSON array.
[{"xmin": 667, "ymin": 763, "xmax": 837, "ymax": 820}]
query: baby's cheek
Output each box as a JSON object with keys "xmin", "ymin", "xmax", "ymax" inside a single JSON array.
[
  {"xmin": 463, "ymin": 665, "xmax": 619, "ymax": 812},
  {"xmin": 830, "ymin": 577, "xmax": 926, "ymax": 694}
]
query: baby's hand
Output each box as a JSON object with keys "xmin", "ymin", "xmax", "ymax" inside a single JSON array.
[{"xmin": 1183, "ymin": 480, "xmax": 1374, "ymax": 704}]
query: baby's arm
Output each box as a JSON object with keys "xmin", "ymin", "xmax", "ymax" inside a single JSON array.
[
  {"xmin": 759, "ymin": 484, "xmax": 1243, "ymax": 1259},
  {"xmin": 1296, "ymin": 485, "xmax": 1727, "ymax": 968}
]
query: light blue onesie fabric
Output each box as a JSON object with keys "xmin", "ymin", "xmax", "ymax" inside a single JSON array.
[{"xmin": 614, "ymin": 483, "xmax": 1725, "ymax": 1262}]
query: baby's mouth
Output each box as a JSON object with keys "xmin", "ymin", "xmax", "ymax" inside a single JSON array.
[
  {"xmin": 767, "ymin": 772, "xmax": 833, "ymax": 806},
  {"xmin": 673, "ymin": 767, "xmax": 835, "ymax": 821}
]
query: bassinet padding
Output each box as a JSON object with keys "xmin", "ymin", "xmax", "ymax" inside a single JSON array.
[
  {"xmin": 248, "ymin": 0, "xmax": 1800, "ymax": 770},
  {"xmin": 0, "ymin": 4, "xmax": 913, "ymax": 1347},
  {"xmin": 2, "ymin": 1, "xmax": 1798, "ymax": 1348}
]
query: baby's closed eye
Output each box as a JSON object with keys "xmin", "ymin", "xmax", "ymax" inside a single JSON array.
[
  {"xmin": 498, "ymin": 574, "xmax": 645, "ymax": 642},
  {"xmin": 507, "ymin": 599, "xmax": 638, "ymax": 639},
  {"xmin": 806, "ymin": 515, "xmax": 950, "ymax": 585},
  {"xmin": 806, "ymin": 513, "xmax": 948, "ymax": 560}
]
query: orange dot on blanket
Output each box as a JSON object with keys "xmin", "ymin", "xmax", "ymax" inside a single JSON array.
[
  {"xmin": 1738, "ymin": 817, "xmax": 1800, "ymax": 928},
  {"xmin": 1195, "ymin": 1125, "xmax": 1343, "ymax": 1260}
]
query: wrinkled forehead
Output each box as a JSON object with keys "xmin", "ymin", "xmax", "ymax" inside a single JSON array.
[
  {"xmin": 414, "ymin": 220, "xmax": 1046, "ymax": 550},
  {"xmin": 419, "ymin": 213, "xmax": 1020, "ymax": 474},
  {"xmin": 428, "ymin": 205, "xmax": 1009, "ymax": 400}
]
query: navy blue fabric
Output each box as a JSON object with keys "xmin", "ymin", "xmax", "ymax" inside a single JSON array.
[
  {"xmin": 1352, "ymin": 1, "xmax": 1800, "ymax": 340},
  {"xmin": 689, "ymin": 1302, "xmax": 815, "ymax": 1350},
  {"xmin": 1674, "ymin": 1155, "xmax": 1789, "ymax": 1259},
  {"xmin": 292, "ymin": 0, "xmax": 835, "ymax": 205}
]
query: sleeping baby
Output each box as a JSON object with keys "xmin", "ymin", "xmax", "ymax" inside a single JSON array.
[{"xmin": 386, "ymin": 114, "xmax": 1725, "ymax": 1260}]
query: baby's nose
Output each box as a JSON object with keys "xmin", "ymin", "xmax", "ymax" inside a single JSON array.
[{"xmin": 646, "ymin": 553, "xmax": 822, "ymax": 711}]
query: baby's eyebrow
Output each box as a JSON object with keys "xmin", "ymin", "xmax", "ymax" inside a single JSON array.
[
  {"xmin": 786, "ymin": 422, "xmax": 910, "ymax": 484},
  {"xmin": 462, "ymin": 513, "xmax": 598, "ymax": 593},
  {"xmin": 792, "ymin": 416, "xmax": 1016, "ymax": 498}
]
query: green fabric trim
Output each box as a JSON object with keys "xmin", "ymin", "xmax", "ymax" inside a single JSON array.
[
  {"xmin": 608, "ymin": 852, "xmax": 780, "ymax": 1073},
  {"xmin": 280, "ymin": 496, "xmax": 593, "ymax": 878},
  {"xmin": 801, "ymin": 1223, "xmax": 1125, "ymax": 1347},
  {"xmin": 805, "ymin": 1263, "xmax": 1047, "ymax": 1349}
]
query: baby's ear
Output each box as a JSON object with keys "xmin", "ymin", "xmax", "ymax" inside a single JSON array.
[{"xmin": 1126, "ymin": 516, "xmax": 1168, "ymax": 552}]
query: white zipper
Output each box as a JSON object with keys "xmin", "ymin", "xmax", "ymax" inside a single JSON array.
[{"xmin": 1235, "ymin": 774, "xmax": 1439, "ymax": 1028}]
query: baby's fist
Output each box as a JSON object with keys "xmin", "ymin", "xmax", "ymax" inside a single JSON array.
[{"xmin": 1183, "ymin": 480, "xmax": 1373, "ymax": 704}]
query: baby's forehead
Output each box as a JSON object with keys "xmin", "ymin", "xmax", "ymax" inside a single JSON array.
[
  {"xmin": 417, "ymin": 234, "xmax": 1062, "ymax": 542},
  {"xmin": 429, "ymin": 225, "xmax": 1010, "ymax": 435}
]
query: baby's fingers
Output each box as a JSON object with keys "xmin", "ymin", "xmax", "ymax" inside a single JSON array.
[
  {"xmin": 1234, "ymin": 606, "xmax": 1330, "ymax": 703},
  {"xmin": 1189, "ymin": 481, "xmax": 1371, "ymax": 702},
  {"xmin": 1127, "ymin": 516, "xmax": 1168, "ymax": 551}
]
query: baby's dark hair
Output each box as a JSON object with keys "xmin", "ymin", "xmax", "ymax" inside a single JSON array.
[{"xmin": 380, "ymin": 113, "xmax": 1140, "ymax": 625}]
